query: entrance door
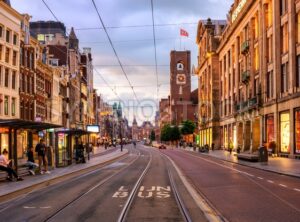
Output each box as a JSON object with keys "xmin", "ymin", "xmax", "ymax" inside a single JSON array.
[{"xmin": 252, "ymin": 118, "xmax": 260, "ymax": 152}]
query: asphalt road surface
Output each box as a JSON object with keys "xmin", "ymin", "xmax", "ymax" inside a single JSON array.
[
  {"xmin": 162, "ymin": 149, "xmax": 300, "ymax": 222},
  {"xmin": 0, "ymin": 144, "xmax": 205, "ymax": 222}
]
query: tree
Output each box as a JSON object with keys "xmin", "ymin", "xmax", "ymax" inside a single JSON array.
[
  {"xmin": 161, "ymin": 124, "xmax": 171, "ymax": 142},
  {"xmin": 170, "ymin": 126, "xmax": 181, "ymax": 141},
  {"xmin": 181, "ymin": 120, "xmax": 196, "ymax": 135},
  {"xmin": 150, "ymin": 130, "xmax": 156, "ymax": 141}
]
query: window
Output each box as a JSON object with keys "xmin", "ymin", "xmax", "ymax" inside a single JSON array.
[
  {"xmin": 29, "ymin": 52, "xmax": 33, "ymax": 69},
  {"xmin": 266, "ymin": 115, "xmax": 275, "ymax": 147},
  {"xmin": 4, "ymin": 96, "xmax": 8, "ymax": 115},
  {"xmin": 254, "ymin": 46, "xmax": 259, "ymax": 70},
  {"xmin": 295, "ymin": 109, "xmax": 300, "ymax": 154},
  {"xmin": 6, "ymin": 29, "xmax": 10, "ymax": 43},
  {"xmin": 281, "ymin": 24, "xmax": 288, "ymax": 54},
  {"xmin": 0, "ymin": 25, "xmax": 3, "ymax": 38},
  {"xmin": 297, "ymin": 12, "xmax": 300, "ymax": 44},
  {"xmin": 297, "ymin": 55, "xmax": 300, "ymax": 87},
  {"xmin": 0, "ymin": 66, "xmax": 2, "ymax": 86},
  {"xmin": 281, "ymin": 63, "xmax": 288, "ymax": 93},
  {"xmin": 20, "ymin": 47, "xmax": 24, "ymax": 66},
  {"xmin": 13, "ymin": 34, "xmax": 17, "ymax": 45},
  {"xmin": 11, "ymin": 98, "xmax": 15, "ymax": 116},
  {"xmin": 5, "ymin": 47, "xmax": 10, "ymax": 63},
  {"xmin": 265, "ymin": 3, "xmax": 273, "ymax": 28},
  {"xmin": 11, "ymin": 71, "xmax": 16, "ymax": 90},
  {"xmin": 280, "ymin": 0, "xmax": 287, "ymax": 16},
  {"xmin": 280, "ymin": 112, "xmax": 290, "ymax": 153},
  {"xmin": 12, "ymin": 51, "xmax": 17, "ymax": 66},
  {"xmin": 4, "ymin": 68, "xmax": 9, "ymax": 88},
  {"xmin": 267, "ymin": 36, "xmax": 273, "ymax": 63},
  {"xmin": 267, "ymin": 71, "xmax": 273, "ymax": 98},
  {"xmin": 0, "ymin": 44, "xmax": 2, "ymax": 61}
]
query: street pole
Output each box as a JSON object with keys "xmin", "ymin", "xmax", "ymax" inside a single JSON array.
[{"xmin": 87, "ymin": 133, "xmax": 90, "ymax": 160}]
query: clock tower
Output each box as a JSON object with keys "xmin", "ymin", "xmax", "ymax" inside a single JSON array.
[{"xmin": 170, "ymin": 50, "xmax": 192, "ymax": 125}]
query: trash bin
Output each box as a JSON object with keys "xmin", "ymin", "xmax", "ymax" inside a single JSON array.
[{"xmin": 259, "ymin": 146, "xmax": 268, "ymax": 162}]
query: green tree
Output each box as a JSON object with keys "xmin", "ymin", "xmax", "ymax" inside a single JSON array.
[
  {"xmin": 150, "ymin": 130, "xmax": 156, "ymax": 141},
  {"xmin": 161, "ymin": 124, "xmax": 171, "ymax": 142},
  {"xmin": 170, "ymin": 126, "xmax": 181, "ymax": 141},
  {"xmin": 181, "ymin": 120, "xmax": 196, "ymax": 135}
]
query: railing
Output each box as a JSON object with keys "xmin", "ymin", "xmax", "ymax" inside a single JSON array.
[
  {"xmin": 241, "ymin": 40, "xmax": 250, "ymax": 54},
  {"xmin": 241, "ymin": 70, "xmax": 250, "ymax": 84},
  {"xmin": 235, "ymin": 97, "xmax": 259, "ymax": 113},
  {"xmin": 248, "ymin": 97, "xmax": 258, "ymax": 107}
]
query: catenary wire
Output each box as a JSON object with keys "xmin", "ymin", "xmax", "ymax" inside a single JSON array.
[{"xmin": 91, "ymin": 0, "xmax": 139, "ymax": 102}]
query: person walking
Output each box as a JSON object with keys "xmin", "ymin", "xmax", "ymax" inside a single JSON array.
[
  {"xmin": 35, "ymin": 139, "xmax": 50, "ymax": 174},
  {"xmin": 26, "ymin": 147, "xmax": 38, "ymax": 175},
  {"xmin": 0, "ymin": 149, "xmax": 23, "ymax": 181}
]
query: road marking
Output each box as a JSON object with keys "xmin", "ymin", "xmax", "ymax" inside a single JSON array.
[
  {"xmin": 40, "ymin": 206, "xmax": 51, "ymax": 209},
  {"xmin": 257, "ymin": 177, "xmax": 264, "ymax": 180},
  {"xmin": 294, "ymin": 188, "xmax": 300, "ymax": 192},
  {"xmin": 242, "ymin": 172, "xmax": 254, "ymax": 177},
  {"xmin": 23, "ymin": 206, "xmax": 36, "ymax": 209},
  {"xmin": 279, "ymin": 184, "xmax": 287, "ymax": 188},
  {"xmin": 138, "ymin": 186, "xmax": 171, "ymax": 198},
  {"xmin": 112, "ymin": 186, "xmax": 129, "ymax": 198},
  {"xmin": 267, "ymin": 180, "xmax": 274, "ymax": 183}
]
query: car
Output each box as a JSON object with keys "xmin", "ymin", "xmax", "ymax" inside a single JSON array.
[{"xmin": 159, "ymin": 144, "xmax": 166, "ymax": 149}]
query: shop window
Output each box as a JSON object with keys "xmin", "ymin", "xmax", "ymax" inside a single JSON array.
[
  {"xmin": 295, "ymin": 110, "xmax": 300, "ymax": 154},
  {"xmin": 280, "ymin": 112, "xmax": 290, "ymax": 153},
  {"xmin": 266, "ymin": 115, "xmax": 275, "ymax": 145},
  {"xmin": 4, "ymin": 96, "xmax": 8, "ymax": 115}
]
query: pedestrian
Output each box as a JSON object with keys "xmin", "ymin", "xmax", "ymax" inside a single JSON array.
[
  {"xmin": 120, "ymin": 140, "xmax": 123, "ymax": 152},
  {"xmin": 0, "ymin": 149, "xmax": 23, "ymax": 181},
  {"xmin": 26, "ymin": 147, "xmax": 38, "ymax": 175},
  {"xmin": 35, "ymin": 139, "xmax": 50, "ymax": 174}
]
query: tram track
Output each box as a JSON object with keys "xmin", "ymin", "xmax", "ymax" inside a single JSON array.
[{"xmin": 44, "ymin": 147, "xmax": 142, "ymax": 222}]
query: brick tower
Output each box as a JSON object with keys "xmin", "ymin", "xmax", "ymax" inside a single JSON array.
[{"xmin": 170, "ymin": 50, "xmax": 193, "ymax": 125}]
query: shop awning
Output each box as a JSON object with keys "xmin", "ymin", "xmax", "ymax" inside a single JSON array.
[
  {"xmin": 55, "ymin": 129, "xmax": 89, "ymax": 135},
  {"xmin": 0, "ymin": 119, "xmax": 62, "ymax": 130}
]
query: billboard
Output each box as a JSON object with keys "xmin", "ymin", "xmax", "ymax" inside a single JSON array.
[{"xmin": 87, "ymin": 125, "xmax": 100, "ymax": 133}]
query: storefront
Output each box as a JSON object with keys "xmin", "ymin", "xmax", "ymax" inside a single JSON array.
[
  {"xmin": 280, "ymin": 112, "xmax": 290, "ymax": 153},
  {"xmin": 295, "ymin": 109, "xmax": 300, "ymax": 155},
  {"xmin": 265, "ymin": 114, "xmax": 275, "ymax": 152}
]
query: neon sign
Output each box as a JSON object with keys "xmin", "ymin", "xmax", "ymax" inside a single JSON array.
[{"xmin": 231, "ymin": 0, "xmax": 247, "ymax": 23}]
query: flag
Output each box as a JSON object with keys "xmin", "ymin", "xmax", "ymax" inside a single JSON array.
[{"xmin": 180, "ymin": 28, "xmax": 189, "ymax": 37}]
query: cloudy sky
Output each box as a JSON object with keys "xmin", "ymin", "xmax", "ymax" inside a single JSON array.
[{"xmin": 11, "ymin": 0, "xmax": 231, "ymax": 125}]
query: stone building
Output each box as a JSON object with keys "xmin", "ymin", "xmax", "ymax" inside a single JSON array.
[
  {"xmin": 196, "ymin": 19, "xmax": 226, "ymax": 148},
  {"xmin": 198, "ymin": 0, "xmax": 300, "ymax": 158}
]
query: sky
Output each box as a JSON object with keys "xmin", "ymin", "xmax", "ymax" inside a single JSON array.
[{"xmin": 11, "ymin": 0, "xmax": 231, "ymax": 125}]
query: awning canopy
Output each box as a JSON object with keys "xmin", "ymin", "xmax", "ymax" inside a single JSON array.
[
  {"xmin": 0, "ymin": 119, "xmax": 62, "ymax": 130},
  {"xmin": 55, "ymin": 129, "xmax": 89, "ymax": 135}
]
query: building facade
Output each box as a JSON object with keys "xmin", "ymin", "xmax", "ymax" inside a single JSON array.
[
  {"xmin": 199, "ymin": 0, "xmax": 300, "ymax": 158},
  {"xmin": 196, "ymin": 19, "xmax": 226, "ymax": 148}
]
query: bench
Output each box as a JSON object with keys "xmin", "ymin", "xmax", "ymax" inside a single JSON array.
[
  {"xmin": 0, "ymin": 166, "xmax": 30, "ymax": 181},
  {"xmin": 237, "ymin": 153, "xmax": 259, "ymax": 162}
]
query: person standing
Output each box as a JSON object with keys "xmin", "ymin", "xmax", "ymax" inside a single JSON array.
[
  {"xmin": 35, "ymin": 139, "xmax": 50, "ymax": 174},
  {"xmin": 0, "ymin": 149, "xmax": 23, "ymax": 181}
]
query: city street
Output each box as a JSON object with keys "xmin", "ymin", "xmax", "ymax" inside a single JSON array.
[{"xmin": 0, "ymin": 144, "xmax": 206, "ymax": 222}]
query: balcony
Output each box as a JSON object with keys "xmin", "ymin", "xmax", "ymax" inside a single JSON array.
[
  {"xmin": 248, "ymin": 97, "xmax": 258, "ymax": 107},
  {"xmin": 241, "ymin": 40, "xmax": 250, "ymax": 54},
  {"xmin": 241, "ymin": 70, "xmax": 250, "ymax": 84}
]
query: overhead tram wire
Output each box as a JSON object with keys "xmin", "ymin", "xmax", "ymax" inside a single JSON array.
[
  {"xmin": 150, "ymin": 0, "xmax": 159, "ymax": 102},
  {"xmin": 91, "ymin": 0, "xmax": 139, "ymax": 102},
  {"xmin": 41, "ymin": 0, "xmax": 125, "ymax": 103}
]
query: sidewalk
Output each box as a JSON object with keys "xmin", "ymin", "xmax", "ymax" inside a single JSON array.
[
  {"xmin": 0, "ymin": 147, "xmax": 128, "ymax": 198},
  {"xmin": 170, "ymin": 146, "xmax": 300, "ymax": 178}
]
